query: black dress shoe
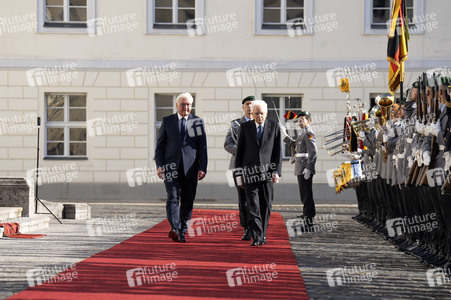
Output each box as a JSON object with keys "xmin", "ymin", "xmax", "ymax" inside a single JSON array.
[
  {"xmin": 262, "ymin": 236, "xmax": 267, "ymax": 245},
  {"xmin": 179, "ymin": 232, "xmax": 186, "ymax": 243},
  {"xmin": 241, "ymin": 228, "xmax": 251, "ymax": 240},
  {"xmin": 251, "ymin": 240, "xmax": 263, "ymax": 246},
  {"xmin": 169, "ymin": 229, "xmax": 181, "ymax": 242}
]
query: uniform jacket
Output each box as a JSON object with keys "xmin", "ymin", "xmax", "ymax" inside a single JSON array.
[
  {"xmin": 224, "ymin": 116, "xmax": 248, "ymax": 170},
  {"xmin": 283, "ymin": 125, "xmax": 318, "ymax": 176}
]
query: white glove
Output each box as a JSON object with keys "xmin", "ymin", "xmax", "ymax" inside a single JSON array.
[
  {"xmin": 387, "ymin": 127, "xmax": 396, "ymax": 138},
  {"xmin": 423, "ymin": 151, "xmax": 431, "ymax": 166},
  {"xmin": 416, "ymin": 121, "xmax": 425, "ymax": 135},
  {"xmin": 407, "ymin": 157, "xmax": 413, "ymax": 168},
  {"xmin": 415, "ymin": 120, "xmax": 421, "ymax": 133},
  {"xmin": 416, "ymin": 150, "xmax": 423, "ymax": 167},
  {"xmin": 359, "ymin": 130, "xmax": 365, "ymax": 139},
  {"xmin": 445, "ymin": 152, "xmax": 451, "ymax": 171},
  {"xmin": 424, "ymin": 124, "xmax": 432, "ymax": 136},
  {"xmin": 236, "ymin": 176, "xmax": 243, "ymax": 188},
  {"xmin": 302, "ymin": 169, "xmax": 311, "ymax": 180},
  {"xmin": 279, "ymin": 123, "xmax": 288, "ymax": 138},
  {"xmin": 430, "ymin": 122, "xmax": 441, "ymax": 137},
  {"xmin": 383, "ymin": 134, "xmax": 389, "ymax": 143}
]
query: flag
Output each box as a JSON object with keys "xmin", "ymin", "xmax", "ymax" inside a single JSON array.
[
  {"xmin": 284, "ymin": 110, "xmax": 297, "ymax": 120},
  {"xmin": 387, "ymin": 0, "xmax": 409, "ymax": 95}
]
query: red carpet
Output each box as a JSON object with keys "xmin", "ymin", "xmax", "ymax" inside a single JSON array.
[
  {"xmin": 1, "ymin": 223, "xmax": 46, "ymax": 238},
  {"xmin": 10, "ymin": 209, "xmax": 308, "ymax": 300}
]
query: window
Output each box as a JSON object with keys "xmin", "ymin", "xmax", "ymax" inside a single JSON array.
[
  {"xmin": 256, "ymin": 0, "xmax": 314, "ymax": 35},
  {"xmin": 147, "ymin": 0, "xmax": 205, "ymax": 34},
  {"xmin": 154, "ymin": 94, "xmax": 196, "ymax": 147},
  {"xmin": 45, "ymin": 94, "xmax": 87, "ymax": 158},
  {"xmin": 45, "ymin": 0, "xmax": 87, "ymax": 26},
  {"xmin": 262, "ymin": 95, "xmax": 302, "ymax": 159},
  {"xmin": 262, "ymin": 0, "xmax": 304, "ymax": 29},
  {"xmin": 38, "ymin": 0, "xmax": 95, "ymax": 33},
  {"xmin": 364, "ymin": 0, "xmax": 425, "ymax": 34},
  {"xmin": 371, "ymin": 0, "xmax": 413, "ymax": 29}
]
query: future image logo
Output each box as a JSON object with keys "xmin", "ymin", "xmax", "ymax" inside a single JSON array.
[
  {"xmin": 25, "ymin": 63, "xmax": 78, "ymax": 87},
  {"xmin": 26, "ymin": 264, "xmax": 78, "ymax": 287},
  {"xmin": 87, "ymin": 13, "xmax": 138, "ymax": 37},
  {"xmin": 326, "ymin": 264, "xmax": 377, "ymax": 287},
  {"xmin": 226, "ymin": 64, "xmax": 278, "ymax": 87},
  {"xmin": 386, "ymin": 214, "xmax": 438, "ymax": 238},
  {"xmin": 187, "ymin": 213, "xmax": 238, "ymax": 237},
  {"xmin": 125, "ymin": 64, "xmax": 178, "ymax": 87},
  {"xmin": 126, "ymin": 263, "xmax": 178, "ymax": 287},
  {"xmin": 426, "ymin": 168, "xmax": 445, "ymax": 187},
  {"xmin": 226, "ymin": 264, "xmax": 278, "ymax": 287},
  {"xmin": 326, "ymin": 64, "xmax": 378, "ymax": 88},
  {"xmin": 426, "ymin": 268, "xmax": 450, "ymax": 287}
]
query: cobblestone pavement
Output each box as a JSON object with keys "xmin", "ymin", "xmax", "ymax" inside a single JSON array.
[
  {"xmin": 1, "ymin": 203, "xmax": 451, "ymax": 299},
  {"xmin": 284, "ymin": 206, "xmax": 451, "ymax": 300}
]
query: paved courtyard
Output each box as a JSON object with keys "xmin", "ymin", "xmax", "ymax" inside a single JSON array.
[{"xmin": 1, "ymin": 202, "xmax": 450, "ymax": 299}]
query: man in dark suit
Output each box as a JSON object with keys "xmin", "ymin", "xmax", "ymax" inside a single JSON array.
[
  {"xmin": 224, "ymin": 95, "xmax": 255, "ymax": 241},
  {"xmin": 155, "ymin": 92, "xmax": 208, "ymax": 243},
  {"xmin": 235, "ymin": 100, "xmax": 282, "ymax": 246}
]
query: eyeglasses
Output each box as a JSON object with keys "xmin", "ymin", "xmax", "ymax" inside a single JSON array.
[{"xmin": 179, "ymin": 103, "xmax": 192, "ymax": 107}]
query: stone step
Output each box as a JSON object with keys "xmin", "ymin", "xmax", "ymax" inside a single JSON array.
[
  {"xmin": 0, "ymin": 215, "xmax": 50, "ymax": 236},
  {"xmin": 0, "ymin": 207, "xmax": 23, "ymax": 222}
]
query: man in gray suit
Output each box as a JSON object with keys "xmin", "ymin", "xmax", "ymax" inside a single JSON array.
[
  {"xmin": 281, "ymin": 110, "xmax": 318, "ymax": 228},
  {"xmin": 224, "ymin": 95, "xmax": 255, "ymax": 240}
]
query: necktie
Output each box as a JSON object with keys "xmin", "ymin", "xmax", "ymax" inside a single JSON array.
[
  {"xmin": 257, "ymin": 125, "xmax": 263, "ymax": 141},
  {"xmin": 180, "ymin": 118, "xmax": 186, "ymax": 141}
]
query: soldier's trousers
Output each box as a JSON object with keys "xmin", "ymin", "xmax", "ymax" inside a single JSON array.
[{"xmin": 297, "ymin": 175, "xmax": 316, "ymax": 222}]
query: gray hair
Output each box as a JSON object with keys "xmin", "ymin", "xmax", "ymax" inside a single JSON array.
[
  {"xmin": 176, "ymin": 92, "xmax": 194, "ymax": 104},
  {"xmin": 251, "ymin": 100, "xmax": 268, "ymax": 113}
]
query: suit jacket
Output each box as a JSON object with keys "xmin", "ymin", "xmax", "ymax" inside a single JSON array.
[
  {"xmin": 284, "ymin": 126, "xmax": 317, "ymax": 176},
  {"xmin": 155, "ymin": 113, "xmax": 208, "ymax": 178},
  {"xmin": 235, "ymin": 119, "xmax": 282, "ymax": 183},
  {"xmin": 224, "ymin": 116, "xmax": 248, "ymax": 170}
]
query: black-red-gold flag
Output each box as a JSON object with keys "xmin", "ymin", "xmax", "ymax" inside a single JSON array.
[{"xmin": 387, "ymin": 0, "xmax": 409, "ymax": 95}]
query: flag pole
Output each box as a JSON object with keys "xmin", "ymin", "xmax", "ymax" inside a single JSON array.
[{"xmin": 400, "ymin": 79, "xmax": 404, "ymax": 104}]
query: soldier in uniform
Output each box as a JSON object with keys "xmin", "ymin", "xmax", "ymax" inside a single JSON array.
[
  {"xmin": 224, "ymin": 95, "xmax": 255, "ymax": 241},
  {"xmin": 355, "ymin": 112, "xmax": 378, "ymax": 224},
  {"xmin": 441, "ymin": 83, "xmax": 451, "ymax": 272},
  {"xmin": 280, "ymin": 110, "xmax": 318, "ymax": 228},
  {"xmin": 430, "ymin": 78, "xmax": 451, "ymax": 271},
  {"xmin": 224, "ymin": 96, "xmax": 255, "ymax": 241}
]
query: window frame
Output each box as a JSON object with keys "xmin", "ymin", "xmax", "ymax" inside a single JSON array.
[
  {"xmin": 45, "ymin": 93, "xmax": 87, "ymax": 158},
  {"xmin": 363, "ymin": 0, "xmax": 425, "ymax": 35},
  {"xmin": 37, "ymin": 0, "xmax": 96, "ymax": 34},
  {"xmin": 147, "ymin": 0, "xmax": 205, "ymax": 35},
  {"xmin": 262, "ymin": 94, "xmax": 303, "ymax": 160},
  {"xmin": 255, "ymin": 0, "xmax": 314, "ymax": 36}
]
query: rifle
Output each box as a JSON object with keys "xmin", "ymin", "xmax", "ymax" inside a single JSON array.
[
  {"xmin": 406, "ymin": 76, "xmax": 422, "ymax": 185},
  {"xmin": 420, "ymin": 76, "xmax": 440, "ymax": 185},
  {"xmin": 442, "ymin": 92, "xmax": 451, "ymax": 194},
  {"xmin": 415, "ymin": 73, "xmax": 430, "ymax": 185},
  {"xmin": 408, "ymin": 75, "xmax": 425, "ymax": 185}
]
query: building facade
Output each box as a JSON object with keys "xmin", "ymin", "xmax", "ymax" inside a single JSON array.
[{"xmin": 0, "ymin": 0, "xmax": 450, "ymax": 200}]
